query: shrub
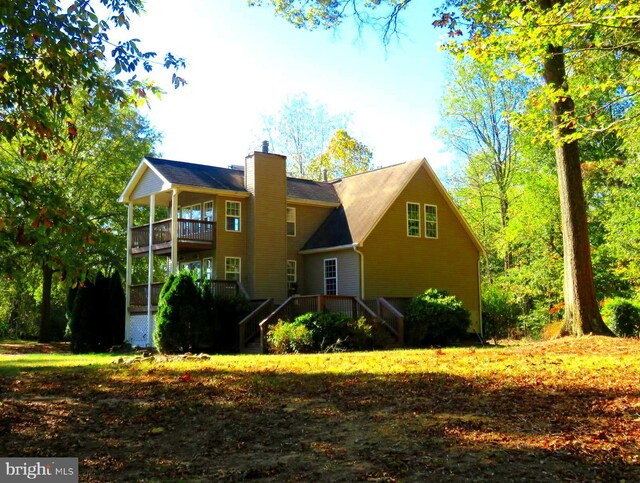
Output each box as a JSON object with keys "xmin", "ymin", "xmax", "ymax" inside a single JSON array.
[
  {"xmin": 69, "ymin": 279, "xmax": 97, "ymax": 353},
  {"xmin": 482, "ymin": 285, "xmax": 520, "ymax": 343},
  {"xmin": 267, "ymin": 312, "xmax": 375, "ymax": 353},
  {"xmin": 267, "ymin": 320, "xmax": 315, "ymax": 354},
  {"xmin": 200, "ymin": 291, "xmax": 251, "ymax": 353},
  {"xmin": 347, "ymin": 317, "xmax": 374, "ymax": 350},
  {"xmin": 154, "ymin": 273, "xmax": 200, "ymax": 353},
  {"xmin": 602, "ymin": 298, "xmax": 640, "ymax": 337},
  {"xmin": 404, "ymin": 289, "xmax": 471, "ymax": 346}
]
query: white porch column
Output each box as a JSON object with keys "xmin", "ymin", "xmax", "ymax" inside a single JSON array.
[
  {"xmin": 147, "ymin": 194, "xmax": 156, "ymax": 346},
  {"xmin": 171, "ymin": 189, "xmax": 179, "ymax": 274},
  {"xmin": 125, "ymin": 202, "xmax": 133, "ymax": 344}
]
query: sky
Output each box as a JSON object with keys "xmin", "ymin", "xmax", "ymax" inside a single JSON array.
[{"xmin": 127, "ymin": 0, "xmax": 454, "ymax": 171}]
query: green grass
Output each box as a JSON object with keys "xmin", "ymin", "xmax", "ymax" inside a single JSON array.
[{"xmin": 0, "ymin": 353, "xmax": 116, "ymax": 377}]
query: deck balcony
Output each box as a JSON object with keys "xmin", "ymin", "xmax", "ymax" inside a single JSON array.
[
  {"xmin": 128, "ymin": 280, "xmax": 247, "ymax": 313},
  {"xmin": 130, "ymin": 218, "xmax": 215, "ymax": 255}
]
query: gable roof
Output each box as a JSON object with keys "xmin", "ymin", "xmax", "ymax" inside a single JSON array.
[
  {"xmin": 303, "ymin": 160, "xmax": 422, "ymax": 251},
  {"xmin": 303, "ymin": 159, "xmax": 485, "ymax": 254},
  {"xmin": 120, "ymin": 156, "xmax": 339, "ymax": 205}
]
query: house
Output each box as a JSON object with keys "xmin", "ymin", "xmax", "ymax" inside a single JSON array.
[{"xmin": 118, "ymin": 145, "xmax": 484, "ymax": 348}]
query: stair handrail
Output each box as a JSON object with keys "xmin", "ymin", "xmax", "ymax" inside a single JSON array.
[
  {"xmin": 377, "ymin": 297, "xmax": 405, "ymax": 345},
  {"xmin": 259, "ymin": 296, "xmax": 298, "ymax": 352},
  {"xmin": 238, "ymin": 298, "xmax": 273, "ymax": 351}
]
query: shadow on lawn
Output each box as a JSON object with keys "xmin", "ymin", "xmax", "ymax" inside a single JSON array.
[{"xmin": 1, "ymin": 365, "xmax": 638, "ymax": 482}]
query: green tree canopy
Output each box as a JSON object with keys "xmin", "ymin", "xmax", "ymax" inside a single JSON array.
[{"xmin": 309, "ymin": 129, "xmax": 372, "ymax": 180}]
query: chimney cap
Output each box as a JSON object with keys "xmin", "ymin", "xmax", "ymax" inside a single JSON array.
[
  {"xmin": 261, "ymin": 140, "xmax": 269, "ymax": 153},
  {"xmin": 321, "ymin": 166, "xmax": 328, "ymax": 182}
]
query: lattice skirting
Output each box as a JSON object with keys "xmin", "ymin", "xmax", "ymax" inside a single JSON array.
[{"xmin": 128, "ymin": 314, "xmax": 156, "ymax": 348}]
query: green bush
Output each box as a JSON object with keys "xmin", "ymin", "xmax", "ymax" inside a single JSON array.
[
  {"xmin": 267, "ymin": 312, "xmax": 375, "ymax": 353},
  {"xmin": 66, "ymin": 270, "xmax": 127, "ymax": 353},
  {"xmin": 482, "ymin": 285, "xmax": 520, "ymax": 343},
  {"xmin": 405, "ymin": 289, "xmax": 471, "ymax": 346},
  {"xmin": 154, "ymin": 276, "xmax": 251, "ymax": 354},
  {"xmin": 267, "ymin": 320, "xmax": 315, "ymax": 354},
  {"xmin": 69, "ymin": 279, "xmax": 97, "ymax": 353},
  {"xmin": 348, "ymin": 317, "xmax": 374, "ymax": 350},
  {"xmin": 602, "ymin": 298, "xmax": 640, "ymax": 337},
  {"xmin": 199, "ymin": 289, "xmax": 251, "ymax": 353},
  {"xmin": 154, "ymin": 273, "xmax": 200, "ymax": 353}
]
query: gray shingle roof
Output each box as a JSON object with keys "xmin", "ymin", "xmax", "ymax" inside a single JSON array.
[
  {"xmin": 146, "ymin": 157, "xmax": 247, "ymax": 192},
  {"xmin": 301, "ymin": 206, "xmax": 353, "ymax": 250},
  {"xmin": 145, "ymin": 157, "xmax": 339, "ymax": 204},
  {"xmin": 286, "ymin": 177, "xmax": 340, "ymax": 204}
]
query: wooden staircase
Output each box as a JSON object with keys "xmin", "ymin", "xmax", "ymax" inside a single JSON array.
[{"xmin": 246, "ymin": 295, "xmax": 406, "ymax": 353}]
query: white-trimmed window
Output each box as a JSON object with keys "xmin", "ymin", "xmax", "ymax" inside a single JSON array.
[
  {"xmin": 286, "ymin": 207, "xmax": 296, "ymax": 237},
  {"xmin": 203, "ymin": 201, "xmax": 215, "ymax": 222},
  {"xmin": 180, "ymin": 260, "xmax": 202, "ymax": 279},
  {"xmin": 225, "ymin": 201, "xmax": 241, "ymax": 232},
  {"xmin": 424, "ymin": 204, "xmax": 438, "ymax": 238},
  {"xmin": 180, "ymin": 203, "xmax": 202, "ymax": 220},
  {"xmin": 287, "ymin": 260, "xmax": 297, "ymax": 290},
  {"xmin": 203, "ymin": 257, "xmax": 214, "ymax": 280},
  {"xmin": 225, "ymin": 257, "xmax": 241, "ymax": 281},
  {"xmin": 324, "ymin": 258, "xmax": 337, "ymax": 295},
  {"xmin": 407, "ymin": 202, "xmax": 421, "ymax": 237}
]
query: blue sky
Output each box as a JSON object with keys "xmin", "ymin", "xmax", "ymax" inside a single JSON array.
[{"xmin": 129, "ymin": 0, "xmax": 454, "ymax": 170}]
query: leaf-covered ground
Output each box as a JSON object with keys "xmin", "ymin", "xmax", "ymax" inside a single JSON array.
[{"xmin": 1, "ymin": 337, "xmax": 639, "ymax": 482}]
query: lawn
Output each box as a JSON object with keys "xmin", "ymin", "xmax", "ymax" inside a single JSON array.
[{"xmin": 1, "ymin": 337, "xmax": 639, "ymax": 482}]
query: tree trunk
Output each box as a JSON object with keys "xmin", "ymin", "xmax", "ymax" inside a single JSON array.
[
  {"xmin": 542, "ymin": 43, "xmax": 614, "ymax": 337},
  {"xmin": 39, "ymin": 262, "xmax": 54, "ymax": 342}
]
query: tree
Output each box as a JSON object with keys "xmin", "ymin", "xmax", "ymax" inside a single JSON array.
[
  {"xmin": 0, "ymin": 92, "xmax": 160, "ymax": 341},
  {"xmin": 0, "ymin": 0, "xmax": 184, "ymax": 151},
  {"xmin": 251, "ymin": 0, "xmax": 635, "ymax": 335},
  {"xmin": 431, "ymin": 1, "xmax": 633, "ymax": 336},
  {"xmin": 1, "ymin": 0, "xmax": 177, "ymax": 341},
  {"xmin": 263, "ymin": 93, "xmax": 348, "ymax": 177},
  {"xmin": 439, "ymin": 57, "xmax": 531, "ymax": 271},
  {"xmin": 309, "ymin": 129, "xmax": 372, "ymax": 180}
]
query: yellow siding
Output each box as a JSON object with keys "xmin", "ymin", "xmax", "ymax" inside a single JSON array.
[
  {"xmin": 215, "ymin": 196, "xmax": 247, "ymax": 287},
  {"xmin": 361, "ymin": 165, "xmax": 481, "ymax": 329},
  {"xmin": 286, "ymin": 203, "xmax": 334, "ymax": 293}
]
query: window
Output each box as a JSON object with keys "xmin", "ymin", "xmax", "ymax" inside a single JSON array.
[
  {"xmin": 287, "ymin": 260, "xmax": 297, "ymax": 290},
  {"xmin": 180, "ymin": 260, "xmax": 202, "ymax": 279},
  {"xmin": 203, "ymin": 257, "xmax": 214, "ymax": 280},
  {"xmin": 203, "ymin": 201, "xmax": 215, "ymax": 222},
  {"xmin": 407, "ymin": 202, "xmax": 420, "ymax": 237},
  {"xmin": 180, "ymin": 203, "xmax": 202, "ymax": 220},
  {"xmin": 286, "ymin": 207, "xmax": 296, "ymax": 237},
  {"xmin": 225, "ymin": 257, "xmax": 241, "ymax": 281},
  {"xmin": 225, "ymin": 201, "xmax": 241, "ymax": 232},
  {"xmin": 424, "ymin": 204, "xmax": 438, "ymax": 238},
  {"xmin": 324, "ymin": 258, "xmax": 337, "ymax": 295}
]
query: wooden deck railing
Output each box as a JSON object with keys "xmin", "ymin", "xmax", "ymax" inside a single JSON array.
[
  {"xmin": 238, "ymin": 299, "xmax": 274, "ymax": 351},
  {"xmin": 206, "ymin": 279, "xmax": 245, "ymax": 299},
  {"xmin": 131, "ymin": 218, "xmax": 215, "ymax": 249},
  {"xmin": 129, "ymin": 282, "xmax": 164, "ymax": 307}
]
